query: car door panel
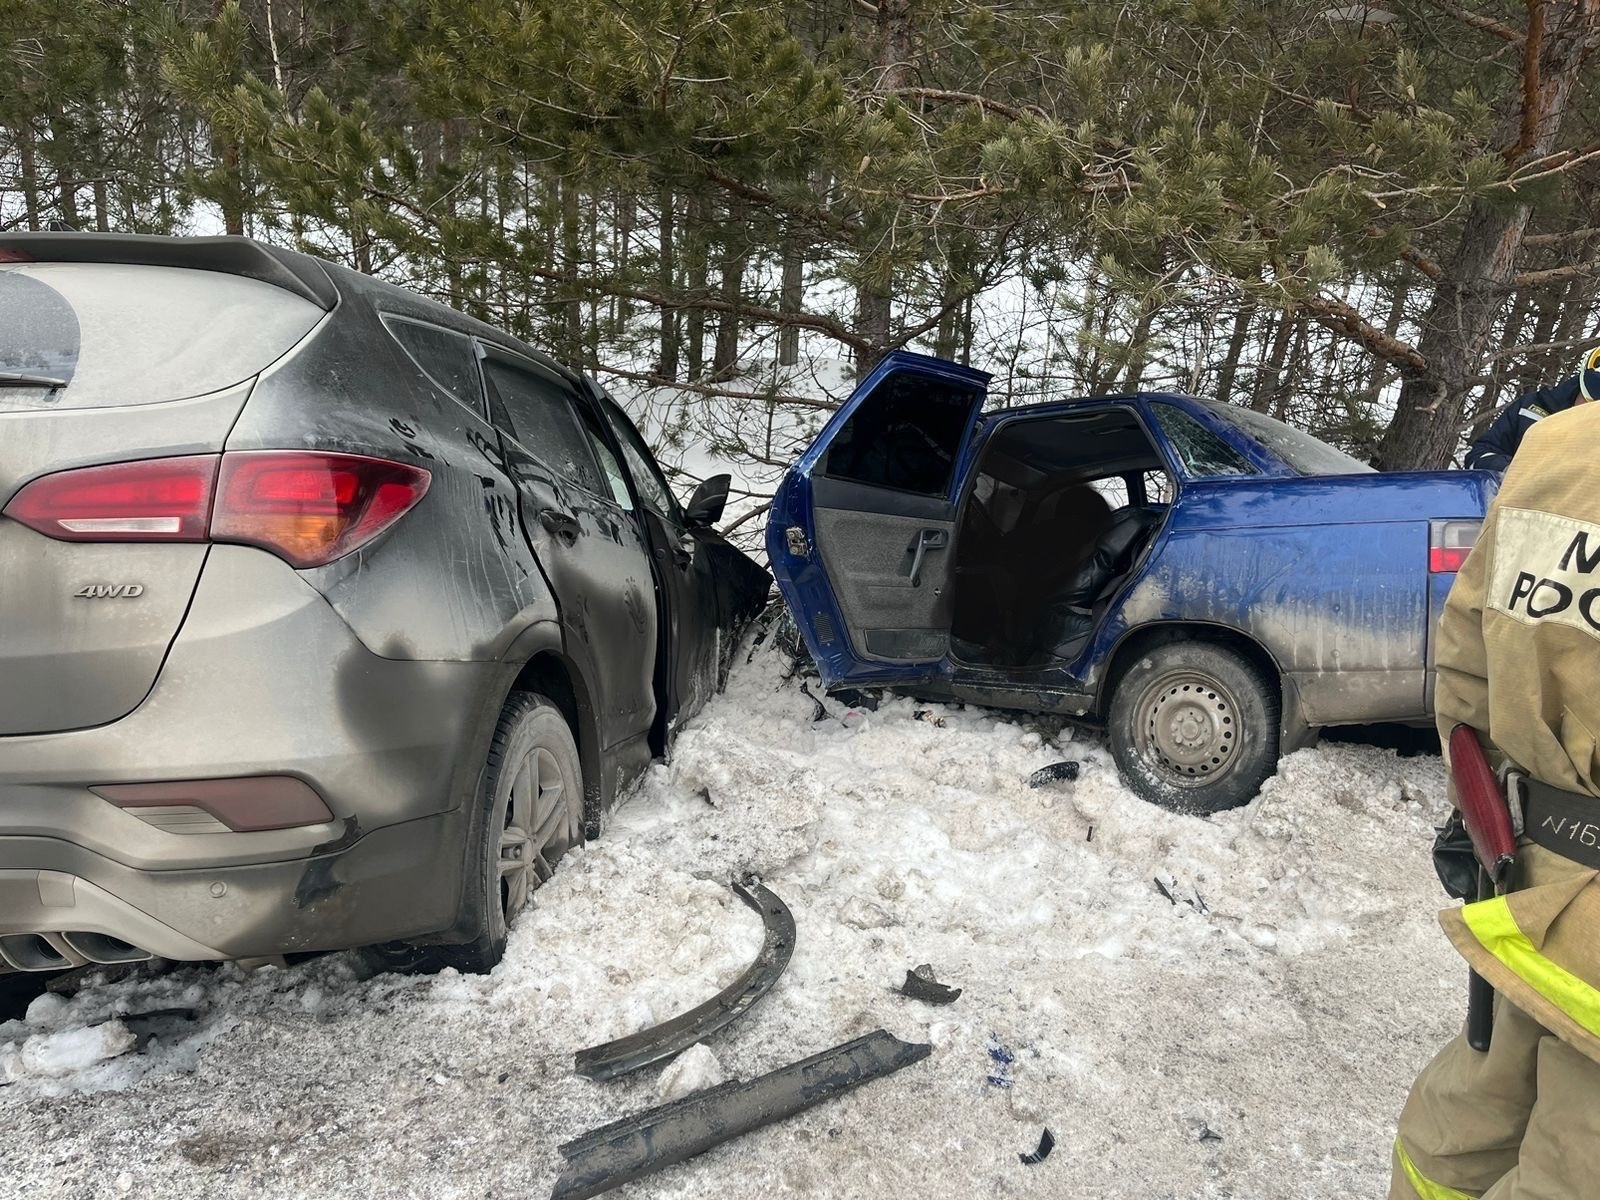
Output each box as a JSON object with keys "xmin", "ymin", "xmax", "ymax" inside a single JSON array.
[
  {"xmin": 767, "ymin": 351, "xmax": 989, "ymax": 685},
  {"xmin": 589, "ymin": 394, "xmax": 718, "ymax": 734},
  {"xmin": 483, "ymin": 352, "xmax": 656, "ymax": 752}
]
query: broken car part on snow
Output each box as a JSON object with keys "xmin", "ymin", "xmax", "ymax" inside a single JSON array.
[
  {"xmin": 551, "ymin": 1030, "xmax": 932, "ymax": 1200},
  {"xmin": 897, "ymin": 963, "xmax": 961, "ymax": 1006},
  {"xmin": 573, "ymin": 880, "xmax": 795, "ymax": 1082}
]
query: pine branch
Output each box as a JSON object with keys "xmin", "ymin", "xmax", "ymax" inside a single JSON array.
[
  {"xmin": 889, "ymin": 87, "xmax": 1048, "ymax": 122},
  {"xmin": 1418, "ymin": 0, "xmax": 1525, "ymax": 45},
  {"xmin": 1501, "ymin": 0, "xmax": 1545, "ymax": 164},
  {"xmin": 1302, "ymin": 294, "xmax": 1427, "ymax": 371},
  {"xmin": 593, "ymin": 363, "xmax": 841, "ymax": 410}
]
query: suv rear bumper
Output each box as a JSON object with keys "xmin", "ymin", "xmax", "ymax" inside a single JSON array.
[
  {"xmin": 0, "ymin": 811, "xmax": 462, "ymax": 967},
  {"xmin": 0, "ymin": 546, "xmax": 507, "ymax": 963}
]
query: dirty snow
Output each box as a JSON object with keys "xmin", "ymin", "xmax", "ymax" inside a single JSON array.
[{"xmin": 0, "ymin": 639, "xmax": 1461, "ymax": 1199}]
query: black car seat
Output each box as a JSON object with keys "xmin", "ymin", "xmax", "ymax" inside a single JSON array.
[{"xmin": 1026, "ymin": 505, "xmax": 1165, "ymax": 666}]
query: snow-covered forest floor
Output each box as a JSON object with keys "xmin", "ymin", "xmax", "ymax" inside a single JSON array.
[{"xmin": 0, "ymin": 636, "xmax": 1461, "ymax": 1200}]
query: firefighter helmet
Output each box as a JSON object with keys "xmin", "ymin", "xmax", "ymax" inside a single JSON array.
[{"xmin": 1582, "ymin": 346, "xmax": 1600, "ymax": 403}]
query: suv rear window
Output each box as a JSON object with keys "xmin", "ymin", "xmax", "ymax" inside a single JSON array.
[{"xmin": 0, "ymin": 262, "xmax": 322, "ymax": 411}]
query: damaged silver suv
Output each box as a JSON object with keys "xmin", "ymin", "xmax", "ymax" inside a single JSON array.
[{"xmin": 0, "ymin": 233, "xmax": 768, "ymax": 975}]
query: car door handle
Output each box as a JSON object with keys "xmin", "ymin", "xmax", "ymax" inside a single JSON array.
[
  {"xmin": 907, "ymin": 528, "xmax": 948, "ymax": 588},
  {"xmin": 538, "ymin": 508, "xmax": 582, "ymax": 545}
]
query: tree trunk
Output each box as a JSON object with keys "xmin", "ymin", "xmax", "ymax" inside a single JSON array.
[
  {"xmin": 1119, "ymin": 300, "xmax": 1157, "ymax": 392},
  {"xmin": 854, "ymin": 0, "xmax": 913, "ymax": 371},
  {"xmin": 1274, "ymin": 318, "xmax": 1309, "ymax": 422},
  {"xmin": 48, "ymin": 116, "xmax": 80, "ymax": 230},
  {"xmin": 1253, "ymin": 307, "xmax": 1295, "ymax": 412},
  {"xmin": 1213, "ymin": 303, "xmax": 1254, "ymax": 404},
  {"xmin": 685, "ymin": 195, "xmax": 709, "ymax": 383},
  {"xmin": 561, "ymin": 175, "xmax": 583, "ymax": 365},
  {"xmin": 219, "ymin": 139, "xmax": 244, "ymax": 236},
  {"xmin": 712, "ymin": 205, "xmax": 748, "ymax": 379},
  {"xmin": 779, "ymin": 232, "xmax": 804, "ymax": 367},
  {"xmin": 17, "ymin": 122, "xmax": 40, "ymax": 230},
  {"xmin": 1374, "ymin": 4, "xmax": 1600, "ymax": 470},
  {"xmin": 657, "ymin": 186, "xmax": 678, "ymax": 381},
  {"xmin": 615, "ymin": 187, "xmax": 635, "ymax": 328}
]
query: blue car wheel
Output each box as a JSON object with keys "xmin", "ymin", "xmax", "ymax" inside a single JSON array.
[{"xmin": 1108, "ymin": 641, "xmax": 1280, "ymax": 814}]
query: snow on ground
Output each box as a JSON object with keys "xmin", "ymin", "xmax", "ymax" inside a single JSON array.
[{"xmin": 0, "ymin": 640, "xmax": 1461, "ymax": 1199}]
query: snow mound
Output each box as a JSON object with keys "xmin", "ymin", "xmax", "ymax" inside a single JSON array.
[{"xmin": 0, "ymin": 637, "xmax": 1461, "ymax": 1199}]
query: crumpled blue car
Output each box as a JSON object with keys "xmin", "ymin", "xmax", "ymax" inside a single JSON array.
[{"xmin": 767, "ymin": 351, "xmax": 1497, "ymax": 812}]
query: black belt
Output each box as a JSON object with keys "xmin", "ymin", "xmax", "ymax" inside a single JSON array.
[{"xmin": 1521, "ymin": 777, "xmax": 1600, "ymax": 872}]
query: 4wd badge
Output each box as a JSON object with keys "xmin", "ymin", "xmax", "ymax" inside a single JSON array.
[{"xmin": 74, "ymin": 583, "xmax": 144, "ymax": 599}]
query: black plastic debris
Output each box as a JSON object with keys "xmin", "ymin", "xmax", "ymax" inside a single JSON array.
[
  {"xmin": 575, "ymin": 880, "xmax": 795, "ymax": 1082},
  {"xmin": 1026, "ymin": 761, "xmax": 1080, "ymax": 788},
  {"xmin": 1154, "ymin": 876, "xmax": 1178, "ymax": 905},
  {"xmin": 1020, "ymin": 1128, "xmax": 1055, "ymax": 1165},
  {"xmin": 551, "ymin": 1030, "xmax": 931, "ymax": 1200},
  {"xmin": 913, "ymin": 709, "xmax": 947, "ymax": 728},
  {"xmin": 898, "ymin": 963, "xmax": 961, "ymax": 1006}
]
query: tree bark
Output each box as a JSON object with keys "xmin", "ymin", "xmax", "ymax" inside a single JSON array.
[
  {"xmin": 855, "ymin": 0, "xmax": 914, "ymax": 371},
  {"xmin": 561, "ymin": 175, "xmax": 583, "ymax": 365},
  {"xmin": 779, "ymin": 231, "xmax": 804, "ymax": 367},
  {"xmin": 17, "ymin": 122, "xmax": 39, "ymax": 230},
  {"xmin": 657, "ymin": 185, "xmax": 678, "ymax": 381},
  {"xmin": 684, "ymin": 195, "xmax": 709, "ymax": 382},
  {"xmin": 1214, "ymin": 303, "xmax": 1254, "ymax": 404},
  {"xmin": 1253, "ymin": 307, "xmax": 1295, "ymax": 412},
  {"xmin": 1374, "ymin": 2, "xmax": 1600, "ymax": 469},
  {"xmin": 712, "ymin": 204, "xmax": 748, "ymax": 379}
]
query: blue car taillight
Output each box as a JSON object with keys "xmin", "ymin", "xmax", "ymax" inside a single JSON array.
[{"xmin": 1429, "ymin": 519, "xmax": 1482, "ymax": 573}]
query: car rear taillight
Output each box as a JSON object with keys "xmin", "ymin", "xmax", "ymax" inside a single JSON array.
[
  {"xmin": 4, "ymin": 451, "xmax": 430, "ymax": 568},
  {"xmin": 212, "ymin": 451, "xmax": 431, "ymax": 568},
  {"xmin": 1429, "ymin": 519, "xmax": 1482, "ymax": 574},
  {"xmin": 2, "ymin": 455, "xmax": 217, "ymax": 541}
]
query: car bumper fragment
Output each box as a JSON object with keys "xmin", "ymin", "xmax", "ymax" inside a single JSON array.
[
  {"xmin": 552, "ymin": 1029, "xmax": 932, "ymax": 1200},
  {"xmin": 574, "ymin": 879, "xmax": 795, "ymax": 1082}
]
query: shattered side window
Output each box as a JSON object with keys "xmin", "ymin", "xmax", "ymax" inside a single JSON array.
[{"xmin": 1149, "ymin": 404, "xmax": 1256, "ymax": 478}]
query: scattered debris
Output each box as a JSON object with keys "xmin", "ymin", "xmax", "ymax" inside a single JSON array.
[
  {"xmin": 551, "ymin": 1030, "xmax": 932, "ymax": 1200},
  {"xmin": 913, "ymin": 709, "xmax": 947, "ymax": 727},
  {"xmin": 1026, "ymin": 761, "xmax": 1081, "ymax": 788},
  {"xmin": 1184, "ymin": 1116, "xmax": 1224, "ymax": 1143},
  {"xmin": 839, "ymin": 896, "xmax": 896, "ymax": 930},
  {"xmin": 985, "ymin": 1033, "xmax": 1016, "ymax": 1089},
  {"xmin": 1020, "ymin": 1127, "xmax": 1056, "ymax": 1165},
  {"xmin": 898, "ymin": 964, "xmax": 961, "ymax": 1006},
  {"xmin": 574, "ymin": 879, "xmax": 795, "ymax": 1083},
  {"xmin": 1154, "ymin": 871, "xmax": 1210, "ymax": 914}
]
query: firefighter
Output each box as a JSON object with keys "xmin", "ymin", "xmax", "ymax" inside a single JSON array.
[
  {"xmin": 1391, "ymin": 397, "xmax": 1600, "ymax": 1198},
  {"xmin": 1464, "ymin": 346, "xmax": 1600, "ymax": 471}
]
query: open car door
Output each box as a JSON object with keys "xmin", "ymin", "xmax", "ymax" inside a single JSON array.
[{"xmin": 767, "ymin": 351, "xmax": 989, "ymax": 687}]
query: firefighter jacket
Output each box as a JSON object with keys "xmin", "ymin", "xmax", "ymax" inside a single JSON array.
[
  {"xmin": 1435, "ymin": 398, "xmax": 1600, "ymax": 1063},
  {"xmin": 1463, "ymin": 375, "xmax": 1583, "ymax": 472}
]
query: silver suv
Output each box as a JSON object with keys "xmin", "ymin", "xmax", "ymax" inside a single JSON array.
[{"xmin": 0, "ymin": 233, "xmax": 769, "ymax": 974}]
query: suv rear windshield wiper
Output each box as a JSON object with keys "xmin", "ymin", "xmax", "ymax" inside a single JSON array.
[{"xmin": 0, "ymin": 371, "xmax": 67, "ymax": 388}]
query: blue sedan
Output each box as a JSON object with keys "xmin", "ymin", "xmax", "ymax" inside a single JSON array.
[{"xmin": 766, "ymin": 351, "xmax": 1498, "ymax": 812}]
